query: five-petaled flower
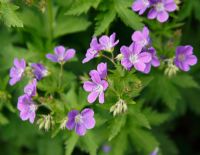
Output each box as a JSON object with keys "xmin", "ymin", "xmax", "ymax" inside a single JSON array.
[
  {"xmin": 31, "ymin": 63, "xmax": 48, "ymax": 80},
  {"xmin": 148, "ymin": 0, "xmax": 177, "ymax": 23},
  {"xmin": 174, "ymin": 45, "xmax": 197, "ymax": 71},
  {"xmin": 82, "ymin": 37, "xmax": 102, "ymax": 63},
  {"xmin": 120, "ymin": 43, "xmax": 152, "ymax": 72},
  {"xmin": 9, "ymin": 58, "xmax": 26, "ymax": 86},
  {"xmin": 66, "ymin": 108, "xmax": 95, "ymax": 136},
  {"xmin": 132, "ymin": 0, "xmax": 151, "ymax": 15},
  {"xmin": 24, "ymin": 79, "xmax": 37, "ymax": 97},
  {"xmin": 46, "ymin": 45, "xmax": 76, "ymax": 64},
  {"xmin": 99, "ymin": 33, "xmax": 119, "ymax": 52},
  {"xmin": 17, "ymin": 94, "xmax": 37, "ymax": 124},
  {"xmin": 83, "ymin": 69, "xmax": 108, "ymax": 104}
]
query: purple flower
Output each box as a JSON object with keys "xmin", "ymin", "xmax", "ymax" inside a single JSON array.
[
  {"xmin": 83, "ymin": 70, "xmax": 108, "ymax": 104},
  {"xmin": 31, "ymin": 63, "xmax": 48, "ymax": 80},
  {"xmin": 82, "ymin": 37, "xmax": 102, "ymax": 63},
  {"xmin": 95, "ymin": 62, "xmax": 107, "ymax": 79},
  {"xmin": 46, "ymin": 46, "xmax": 76, "ymax": 64},
  {"xmin": 17, "ymin": 94, "xmax": 37, "ymax": 123},
  {"xmin": 144, "ymin": 47, "xmax": 160, "ymax": 73},
  {"xmin": 99, "ymin": 33, "xmax": 119, "ymax": 52},
  {"xmin": 66, "ymin": 108, "xmax": 95, "ymax": 136},
  {"xmin": 148, "ymin": 0, "xmax": 177, "ymax": 23},
  {"xmin": 24, "ymin": 79, "xmax": 37, "ymax": 97},
  {"xmin": 9, "ymin": 58, "xmax": 26, "ymax": 86},
  {"xmin": 174, "ymin": 45, "xmax": 197, "ymax": 71},
  {"xmin": 132, "ymin": 26, "xmax": 151, "ymax": 52},
  {"xmin": 132, "ymin": 0, "xmax": 151, "ymax": 15},
  {"xmin": 120, "ymin": 43, "xmax": 152, "ymax": 72}
]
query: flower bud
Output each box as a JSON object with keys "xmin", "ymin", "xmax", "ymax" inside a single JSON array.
[
  {"xmin": 115, "ymin": 54, "xmax": 123, "ymax": 61},
  {"xmin": 60, "ymin": 117, "xmax": 68, "ymax": 130},
  {"xmin": 37, "ymin": 115, "xmax": 54, "ymax": 131},
  {"xmin": 110, "ymin": 99, "xmax": 127, "ymax": 116},
  {"xmin": 164, "ymin": 59, "xmax": 179, "ymax": 77}
]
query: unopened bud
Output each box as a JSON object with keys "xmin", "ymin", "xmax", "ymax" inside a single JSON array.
[
  {"xmin": 164, "ymin": 59, "xmax": 179, "ymax": 77},
  {"xmin": 110, "ymin": 99, "xmax": 127, "ymax": 116},
  {"xmin": 115, "ymin": 54, "xmax": 123, "ymax": 61},
  {"xmin": 60, "ymin": 117, "xmax": 68, "ymax": 130},
  {"xmin": 37, "ymin": 115, "xmax": 55, "ymax": 131}
]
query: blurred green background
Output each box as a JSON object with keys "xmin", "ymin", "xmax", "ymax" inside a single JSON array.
[{"xmin": 0, "ymin": 0, "xmax": 200, "ymax": 155}]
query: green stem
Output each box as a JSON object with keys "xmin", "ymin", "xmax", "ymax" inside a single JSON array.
[
  {"xmin": 102, "ymin": 54, "xmax": 116, "ymax": 66},
  {"xmin": 47, "ymin": 0, "xmax": 53, "ymax": 42},
  {"xmin": 58, "ymin": 64, "xmax": 63, "ymax": 90}
]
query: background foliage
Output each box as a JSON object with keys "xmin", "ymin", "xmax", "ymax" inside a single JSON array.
[{"xmin": 0, "ymin": 0, "xmax": 200, "ymax": 155}]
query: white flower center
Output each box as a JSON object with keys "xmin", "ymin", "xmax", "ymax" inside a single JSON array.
[
  {"xmin": 17, "ymin": 68, "xmax": 24, "ymax": 77},
  {"xmin": 42, "ymin": 69, "xmax": 48, "ymax": 77},
  {"xmin": 29, "ymin": 104, "xmax": 37, "ymax": 112},
  {"xmin": 27, "ymin": 89, "xmax": 33, "ymax": 96},
  {"xmin": 156, "ymin": 2, "xmax": 165, "ymax": 12},
  {"xmin": 93, "ymin": 84, "xmax": 104, "ymax": 93},
  {"xmin": 143, "ymin": 0, "xmax": 149, "ymax": 6},
  {"xmin": 90, "ymin": 50, "xmax": 98, "ymax": 55},
  {"xmin": 75, "ymin": 114, "xmax": 83, "ymax": 123},
  {"xmin": 178, "ymin": 54, "xmax": 185, "ymax": 61},
  {"xmin": 140, "ymin": 39, "xmax": 148, "ymax": 47},
  {"xmin": 129, "ymin": 54, "xmax": 138, "ymax": 64}
]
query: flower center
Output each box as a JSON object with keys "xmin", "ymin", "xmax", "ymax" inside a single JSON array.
[
  {"xmin": 140, "ymin": 39, "xmax": 148, "ymax": 47},
  {"xmin": 42, "ymin": 69, "xmax": 48, "ymax": 77},
  {"xmin": 29, "ymin": 104, "xmax": 37, "ymax": 112},
  {"xmin": 129, "ymin": 54, "xmax": 138, "ymax": 64},
  {"xmin": 156, "ymin": 2, "xmax": 165, "ymax": 12},
  {"xmin": 143, "ymin": 0, "xmax": 149, "ymax": 6},
  {"xmin": 93, "ymin": 84, "xmax": 104, "ymax": 93},
  {"xmin": 17, "ymin": 68, "xmax": 24, "ymax": 77},
  {"xmin": 90, "ymin": 50, "xmax": 98, "ymax": 55},
  {"xmin": 75, "ymin": 114, "xmax": 83, "ymax": 124},
  {"xmin": 178, "ymin": 54, "xmax": 185, "ymax": 61}
]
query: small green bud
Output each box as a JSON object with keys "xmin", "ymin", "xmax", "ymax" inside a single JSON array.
[
  {"xmin": 60, "ymin": 117, "xmax": 68, "ymax": 130},
  {"xmin": 164, "ymin": 58, "xmax": 179, "ymax": 77},
  {"xmin": 115, "ymin": 54, "xmax": 123, "ymax": 61}
]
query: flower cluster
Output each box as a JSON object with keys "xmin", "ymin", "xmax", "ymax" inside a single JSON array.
[
  {"xmin": 9, "ymin": 28, "xmax": 198, "ymax": 137},
  {"xmin": 9, "ymin": 58, "xmax": 48, "ymax": 123},
  {"xmin": 82, "ymin": 33, "xmax": 119, "ymax": 63},
  {"xmin": 132, "ymin": 0, "xmax": 177, "ymax": 23},
  {"xmin": 120, "ymin": 26, "xmax": 160, "ymax": 73}
]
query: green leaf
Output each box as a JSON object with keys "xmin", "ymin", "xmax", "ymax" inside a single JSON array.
[
  {"xmin": 80, "ymin": 132, "xmax": 98, "ymax": 155},
  {"xmin": 114, "ymin": 0, "xmax": 143, "ymax": 30},
  {"xmin": 54, "ymin": 15, "xmax": 91, "ymax": 38},
  {"xmin": 0, "ymin": 113, "xmax": 9, "ymax": 125},
  {"xmin": 0, "ymin": 2, "xmax": 23, "ymax": 27},
  {"xmin": 130, "ymin": 127, "xmax": 159, "ymax": 154},
  {"xmin": 65, "ymin": 0, "xmax": 101, "ymax": 15},
  {"xmin": 110, "ymin": 131, "xmax": 128, "ymax": 155},
  {"xmin": 65, "ymin": 133, "xmax": 79, "ymax": 155},
  {"xmin": 94, "ymin": 9, "xmax": 116, "ymax": 36},
  {"xmin": 108, "ymin": 115, "xmax": 126, "ymax": 141},
  {"xmin": 132, "ymin": 110, "xmax": 151, "ymax": 129},
  {"xmin": 172, "ymin": 74, "xmax": 199, "ymax": 88},
  {"xmin": 143, "ymin": 108, "xmax": 170, "ymax": 126}
]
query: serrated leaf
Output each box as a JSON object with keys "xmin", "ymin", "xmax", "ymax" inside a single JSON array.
[
  {"xmin": 65, "ymin": 133, "xmax": 79, "ymax": 155},
  {"xmin": 108, "ymin": 115, "xmax": 126, "ymax": 141},
  {"xmin": 114, "ymin": 0, "xmax": 143, "ymax": 30},
  {"xmin": 172, "ymin": 74, "xmax": 199, "ymax": 88},
  {"xmin": 80, "ymin": 132, "xmax": 98, "ymax": 155},
  {"xmin": 94, "ymin": 9, "xmax": 116, "ymax": 36},
  {"xmin": 143, "ymin": 108, "xmax": 170, "ymax": 126},
  {"xmin": 0, "ymin": 2, "xmax": 23, "ymax": 27},
  {"xmin": 130, "ymin": 127, "xmax": 159, "ymax": 154},
  {"xmin": 54, "ymin": 15, "xmax": 91, "ymax": 38},
  {"xmin": 65, "ymin": 0, "xmax": 101, "ymax": 15}
]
